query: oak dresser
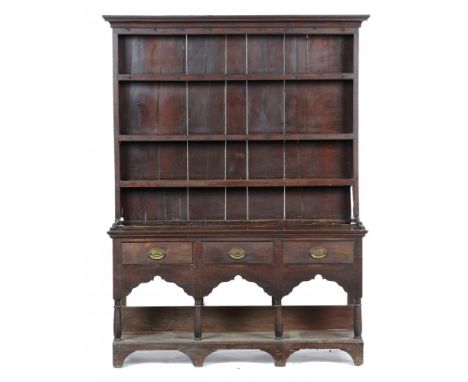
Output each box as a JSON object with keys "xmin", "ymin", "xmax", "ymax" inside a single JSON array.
[{"xmin": 104, "ymin": 15, "xmax": 369, "ymax": 367}]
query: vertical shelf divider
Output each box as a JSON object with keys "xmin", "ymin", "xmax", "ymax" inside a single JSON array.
[
  {"xmin": 224, "ymin": 35, "xmax": 227, "ymax": 221},
  {"xmin": 185, "ymin": 34, "xmax": 190, "ymax": 221},
  {"xmin": 113, "ymin": 31, "xmax": 122, "ymax": 220},
  {"xmin": 282, "ymin": 34, "xmax": 286, "ymax": 221},
  {"xmin": 245, "ymin": 34, "xmax": 249, "ymax": 220},
  {"xmin": 352, "ymin": 30, "xmax": 359, "ymax": 222}
]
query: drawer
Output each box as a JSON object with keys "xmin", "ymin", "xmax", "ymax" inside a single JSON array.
[
  {"xmin": 122, "ymin": 242, "xmax": 193, "ymax": 264},
  {"xmin": 202, "ymin": 241, "xmax": 273, "ymax": 264},
  {"xmin": 283, "ymin": 240, "xmax": 354, "ymax": 264}
]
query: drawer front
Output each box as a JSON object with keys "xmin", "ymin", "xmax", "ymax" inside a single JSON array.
[
  {"xmin": 122, "ymin": 242, "xmax": 193, "ymax": 264},
  {"xmin": 283, "ymin": 240, "xmax": 354, "ymax": 264},
  {"xmin": 202, "ymin": 241, "xmax": 274, "ymax": 264}
]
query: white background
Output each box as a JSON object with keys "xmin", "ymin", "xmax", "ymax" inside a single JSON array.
[{"xmin": 1, "ymin": 0, "xmax": 467, "ymax": 381}]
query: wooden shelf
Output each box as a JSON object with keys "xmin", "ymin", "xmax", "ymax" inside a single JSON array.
[
  {"xmin": 118, "ymin": 329, "xmax": 359, "ymax": 343},
  {"xmin": 110, "ymin": 220, "xmax": 365, "ymax": 234},
  {"xmin": 119, "ymin": 133, "xmax": 354, "ymax": 142},
  {"xmin": 120, "ymin": 179, "xmax": 354, "ymax": 188},
  {"xmin": 118, "ymin": 73, "xmax": 355, "ymax": 82},
  {"xmin": 114, "ymin": 329, "xmax": 362, "ymax": 366}
]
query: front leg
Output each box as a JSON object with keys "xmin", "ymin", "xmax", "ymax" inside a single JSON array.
[{"xmin": 114, "ymin": 298, "xmax": 122, "ymax": 340}]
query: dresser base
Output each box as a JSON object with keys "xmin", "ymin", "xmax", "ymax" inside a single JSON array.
[{"xmin": 113, "ymin": 330, "xmax": 363, "ymax": 367}]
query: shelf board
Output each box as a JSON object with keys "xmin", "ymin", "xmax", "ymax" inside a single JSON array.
[
  {"xmin": 120, "ymin": 179, "xmax": 354, "ymax": 188},
  {"xmin": 109, "ymin": 222, "xmax": 366, "ymax": 237},
  {"xmin": 114, "ymin": 330, "xmax": 362, "ymax": 366},
  {"xmin": 118, "ymin": 133, "xmax": 354, "ymax": 142},
  {"xmin": 119, "ymin": 329, "xmax": 359, "ymax": 344},
  {"xmin": 118, "ymin": 73, "xmax": 355, "ymax": 82}
]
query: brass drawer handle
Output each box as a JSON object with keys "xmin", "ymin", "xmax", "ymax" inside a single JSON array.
[
  {"xmin": 147, "ymin": 247, "xmax": 166, "ymax": 261},
  {"xmin": 228, "ymin": 247, "xmax": 247, "ymax": 260},
  {"xmin": 309, "ymin": 247, "xmax": 328, "ymax": 259}
]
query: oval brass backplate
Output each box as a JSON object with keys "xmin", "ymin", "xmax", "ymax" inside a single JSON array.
[
  {"xmin": 228, "ymin": 247, "xmax": 247, "ymax": 260},
  {"xmin": 309, "ymin": 247, "xmax": 328, "ymax": 259},
  {"xmin": 147, "ymin": 247, "xmax": 166, "ymax": 261}
]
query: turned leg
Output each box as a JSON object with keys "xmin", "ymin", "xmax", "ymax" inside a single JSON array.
[
  {"xmin": 114, "ymin": 299, "xmax": 122, "ymax": 340},
  {"xmin": 194, "ymin": 297, "xmax": 203, "ymax": 340},
  {"xmin": 354, "ymin": 297, "xmax": 362, "ymax": 339},
  {"xmin": 273, "ymin": 297, "xmax": 283, "ymax": 339}
]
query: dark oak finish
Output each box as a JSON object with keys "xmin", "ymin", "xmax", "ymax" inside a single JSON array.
[
  {"xmin": 202, "ymin": 241, "xmax": 274, "ymax": 264},
  {"xmin": 121, "ymin": 306, "xmax": 354, "ymax": 333},
  {"xmin": 283, "ymin": 240, "xmax": 354, "ymax": 264},
  {"xmin": 105, "ymin": 14, "xmax": 368, "ymax": 368},
  {"xmin": 119, "ymin": 82, "xmax": 186, "ymax": 135},
  {"xmin": 118, "ymin": 133, "xmax": 355, "ymax": 141},
  {"xmin": 113, "ymin": 331, "xmax": 363, "ymax": 367},
  {"xmin": 120, "ymin": 178, "xmax": 354, "ymax": 188},
  {"xmin": 118, "ymin": 73, "xmax": 355, "ymax": 81},
  {"xmin": 121, "ymin": 241, "xmax": 193, "ymax": 264}
]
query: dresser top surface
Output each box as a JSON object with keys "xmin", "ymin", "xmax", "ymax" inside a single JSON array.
[
  {"xmin": 103, "ymin": 14, "xmax": 369, "ymax": 27},
  {"xmin": 108, "ymin": 220, "xmax": 367, "ymax": 238}
]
